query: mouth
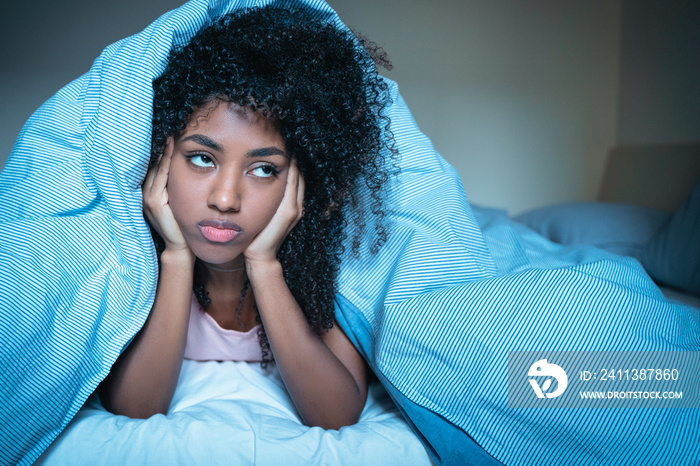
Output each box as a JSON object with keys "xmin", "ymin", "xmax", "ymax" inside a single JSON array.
[{"xmin": 197, "ymin": 220, "xmax": 242, "ymax": 243}]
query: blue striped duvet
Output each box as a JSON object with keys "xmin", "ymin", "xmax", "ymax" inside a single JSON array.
[{"xmin": 0, "ymin": 0, "xmax": 698, "ymax": 464}]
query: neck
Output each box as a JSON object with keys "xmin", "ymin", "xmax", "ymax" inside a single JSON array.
[
  {"xmin": 207, "ymin": 264, "xmax": 245, "ymax": 273},
  {"xmin": 196, "ymin": 259, "xmax": 247, "ymax": 290}
]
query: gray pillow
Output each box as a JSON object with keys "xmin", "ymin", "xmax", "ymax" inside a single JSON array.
[{"xmin": 513, "ymin": 202, "xmax": 670, "ymax": 260}]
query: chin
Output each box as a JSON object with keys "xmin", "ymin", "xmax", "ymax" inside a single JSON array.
[{"xmin": 190, "ymin": 243, "xmax": 245, "ymax": 268}]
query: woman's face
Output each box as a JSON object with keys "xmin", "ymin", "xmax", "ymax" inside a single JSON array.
[{"xmin": 166, "ymin": 100, "xmax": 289, "ymax": 270}]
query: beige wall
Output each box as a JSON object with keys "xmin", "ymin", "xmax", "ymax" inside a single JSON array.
[
  {"xmin": 331, "ymin": 0, "xmax": 621, "ymax": 213},
  {"xmin": 2, "ymin": 1, "xmax": 622, "ymax": 213},
  {"xmin": 617, "ymin": 0, "xmax": 700, "ymax": 145}
]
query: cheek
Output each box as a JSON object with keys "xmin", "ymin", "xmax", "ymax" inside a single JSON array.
[
  {"xmin": 166, "ymin": 165, "xmax": 199, "ymax": 223},
  {"xmin": 247, "ymin": 183, "xmax": 287, "ymax": 229}
]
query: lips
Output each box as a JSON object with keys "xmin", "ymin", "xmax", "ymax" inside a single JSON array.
[{"xmin": 197, "ymin": 220, "xmax": 242, "ymax": 243}]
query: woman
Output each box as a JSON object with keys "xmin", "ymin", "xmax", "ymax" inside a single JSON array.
[{"xmin": 98, "ymin": 5, "xmax": 396, "ymax": 429}]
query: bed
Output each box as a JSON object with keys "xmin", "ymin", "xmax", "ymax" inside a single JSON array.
[
  {"xmin": 35, "ymin": 147, "xmax": 700, "ymax": 465},
  {"xmin": 37, "ymin": 361, "xmax": 432, "ymax": 464},
  {"xmin": 511, "ymin": 143, "xmax": 700, "ymax": 310},
  {"xmin": 2, "ymin": 1, "xmax": 699, "ymax": 465}
]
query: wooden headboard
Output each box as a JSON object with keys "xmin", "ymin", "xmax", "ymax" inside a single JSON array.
[{"xmin": 598, "ymin": 143, "xmax": 700, "ymax": 212}]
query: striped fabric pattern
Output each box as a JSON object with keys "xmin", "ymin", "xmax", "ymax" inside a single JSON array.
[
  {"xmin": 0, "ymin": 1, "xmax": 354, "ymax": 464},
  {"xmin": 337, "ymin": 200, "xmax": 700, "ymax": 464},
  {"xmin": 1, "ymin": 1, "xmax": 698, "ymax": 465}
]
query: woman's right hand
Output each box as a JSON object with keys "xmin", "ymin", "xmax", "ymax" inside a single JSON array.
[{"xmin": 143, "ymin": 137, "xmax": 190, "ymax": 255}]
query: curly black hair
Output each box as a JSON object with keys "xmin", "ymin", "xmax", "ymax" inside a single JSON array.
[{"xmin": 150, "ymin": 5, "xmax": 396, "ymax": 365}]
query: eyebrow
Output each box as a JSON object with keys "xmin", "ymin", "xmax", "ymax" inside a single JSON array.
[
  {"xmin": 247, "ymin": 147, "xmax": 288, "ymax": 158},
  {"xmin": 180, "ymin": 134, "xmax": 287, "ymax": 158},
  {"xmin": 180, "ymin": 134, "xmax": 223, "ymax": 152}
]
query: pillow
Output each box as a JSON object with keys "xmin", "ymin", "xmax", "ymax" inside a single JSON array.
[
  {"xmin": 641, "ymin": 180, "xmax": 700, "ymax": 296},
  {"xmin": 513, "ymin": 202, "xmax": 670, "ymax": 259}
]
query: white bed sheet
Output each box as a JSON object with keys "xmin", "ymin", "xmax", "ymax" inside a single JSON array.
[{"xmin": 37, "ymin": 360, "xmax": 432, "ymax": 465}]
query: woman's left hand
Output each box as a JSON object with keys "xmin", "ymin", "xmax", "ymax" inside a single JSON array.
[{"xmin": 244, "ymin": 160, "xmax": 305, "ymax": 266}]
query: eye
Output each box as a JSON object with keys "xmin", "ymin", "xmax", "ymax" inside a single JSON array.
[
  {"xmin": 187, "ymin": 153, "xmax": 215, "ymax": 168},
  {"xmin": 250, "ymin": 164, "xmax": 280, "ymax": 178}
]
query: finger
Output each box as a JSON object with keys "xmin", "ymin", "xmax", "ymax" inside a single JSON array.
[
  {"xmin": 153, "ymin": 137, "xmax": 174, "ymax": 190},
  {"xmin": 143, "ymin": 137, "xmax": 172, "ymax": 191},
  {"xmin": 295, "ymin": 170, "xmax": 305, "ymax": 223},
  {"xmin": 283, "ymin": 162, "xmax": 304, "ymax": 233},
  {"xmin": 286, "ymin": 159, "xmax": 299, "ymax": 194},
  {"xmin": 143, "ymin": 156, "xmax": 159, "ymax": 192},
  {"xmin": 143, "ymin": 167, "xmax": 155, "ymax": 193},
  {"xmin": 143, "ymin": 167, "xmax": 159, "ymax": 206},
  {"xmin": 281, "ymin": 159, "xmax": 299, "ymax": 213}
]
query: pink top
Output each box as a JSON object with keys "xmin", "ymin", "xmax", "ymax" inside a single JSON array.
[{"xmin": 184, "ymin": 294, "xmax": 263, "ymax": 362}]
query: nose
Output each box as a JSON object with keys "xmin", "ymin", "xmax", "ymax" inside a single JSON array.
[{"xmin": 207, "ymin": 172, "xmax": 241, "ymax": 212}]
